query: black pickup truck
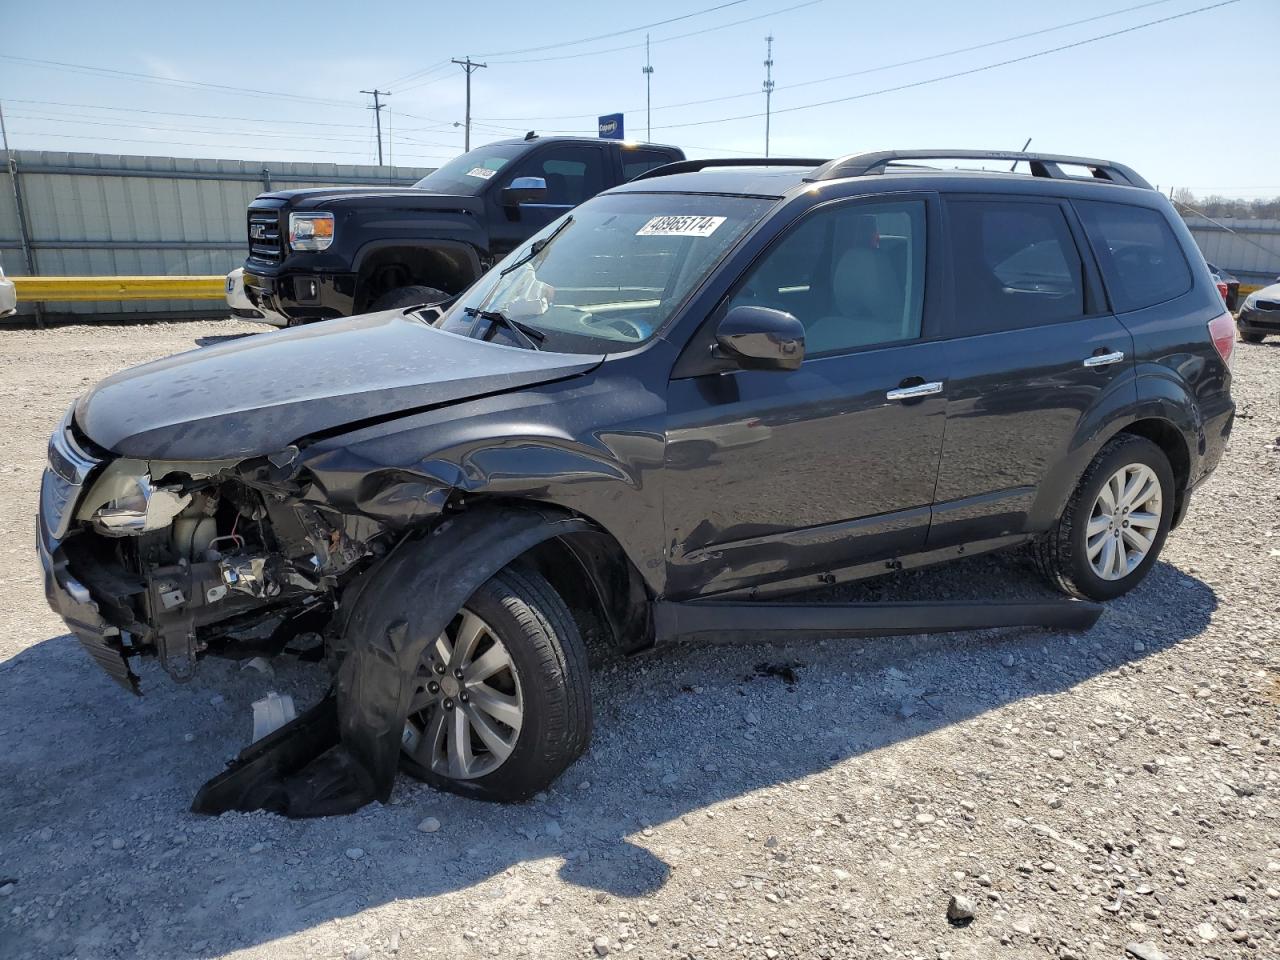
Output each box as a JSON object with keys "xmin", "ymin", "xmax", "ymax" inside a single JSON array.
[{"xmin": 242, "ymin": 135, "xmax": 685, "ymax": 324}]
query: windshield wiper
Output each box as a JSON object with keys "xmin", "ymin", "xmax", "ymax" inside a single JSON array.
[
  {"xmin": 463, "ymin": 307, "xmax": 545, "ymax": 351},
  {"xmin": 500, "ymin": 215, "xmax": 574, "ymax": 277}
]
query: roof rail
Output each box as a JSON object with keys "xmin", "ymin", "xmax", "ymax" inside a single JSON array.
[
  {"xmin": 806, "ymin": 150, "xmax": 1153, "ymax": 190},
  {"xmin": 631, "ymin": 157, "xmax": 830, "ymax": 181}
]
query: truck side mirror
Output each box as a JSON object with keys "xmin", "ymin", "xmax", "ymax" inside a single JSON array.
[
  {"xmin": 501, "ymin": 177, "xmax": 548, "ymax": 207},
  {"xmin": 713, "ymin": 305, "xmax": 805, "ymax": 371}
]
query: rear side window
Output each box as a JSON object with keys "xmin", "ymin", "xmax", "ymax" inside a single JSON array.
[
  {"xmin": 622, "ymin": 149, "xmax": 676, "ymax": 181},
  {"xmin": 946, "ymin": 199, "xmax": 1085, "ymax": 336},
  {"xmin": 1074, "ymin": 200, "xmax": 1192, "ymax": 312}
]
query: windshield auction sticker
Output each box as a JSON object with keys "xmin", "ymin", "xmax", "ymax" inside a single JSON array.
[
  {"xmin": 466, "ymin": 166, "xmax": 498, "ymax": 180},
  {"xmin": 636, "ymin": 215, "xmax": 726, "ymax": 237}
]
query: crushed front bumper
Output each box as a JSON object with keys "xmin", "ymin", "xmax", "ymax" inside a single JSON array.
[{"xmin": 37, "ymin": 517, "xmax": 139, "ymax": 694}]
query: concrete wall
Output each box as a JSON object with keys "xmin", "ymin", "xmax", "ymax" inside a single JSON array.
[{"xmin": 0, "ymin": 151, "xmax": 435, "ymax": 318}]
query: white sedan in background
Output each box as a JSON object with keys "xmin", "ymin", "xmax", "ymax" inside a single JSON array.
[
  {"xmin": 225, "ymin": 267, "xmax": 287, "ymax": 327},
  {"xmin": 0, "ymin": 262, "xmax": 16, "ymax": 318}
]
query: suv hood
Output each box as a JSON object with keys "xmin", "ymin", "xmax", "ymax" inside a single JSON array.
[{"xmin": 76, "ymin": 311, "xmax": 603, "ymax": 460}]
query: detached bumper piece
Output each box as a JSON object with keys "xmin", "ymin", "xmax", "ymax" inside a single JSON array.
[{"xmin": 191, "ymin": 695, "xmax": 375, "ymax": 818}]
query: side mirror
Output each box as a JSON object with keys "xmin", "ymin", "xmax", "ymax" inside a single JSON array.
[
  {"xmin": 714, "ymin": 305, "xmax": 805, "ymax": 371},
  {"xmin": 501, "ymin": 176, "xmax": 547, "ymax": 207}
]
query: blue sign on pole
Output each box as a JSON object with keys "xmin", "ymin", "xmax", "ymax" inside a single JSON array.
[{"xmin": 598, "ymin": 113, "xmax": 624, "ymax": 140}]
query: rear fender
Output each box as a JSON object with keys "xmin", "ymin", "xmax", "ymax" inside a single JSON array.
[{"xmin": 1026, "ymin": 369, "xmax": 1197, "ymax": 530}]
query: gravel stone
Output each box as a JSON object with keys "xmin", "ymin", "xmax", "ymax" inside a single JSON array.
[
  {"xmin": 417, "ymin": 817, "xmax": 441, "ymax": 833},
  {"xmin": 345, "ymin": 848, "xmax": 365, "ymax": 860},
  {"xmin": 946, "ymin": 895, "xmax": 976, "ymax": 922}
]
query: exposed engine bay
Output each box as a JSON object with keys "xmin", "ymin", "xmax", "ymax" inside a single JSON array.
[{"xmin": 65, "ymin": 451, "xmax": 388, "ymax": 687}]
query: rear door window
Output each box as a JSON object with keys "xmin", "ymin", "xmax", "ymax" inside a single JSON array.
[
  {"xmin": 622, "ymin": 149, "xmax": 676, "ymax": 181},
  {"xmin": 1073, "ymin": 200, "xmax": 1192, "ymax": 312},
  {"xmin": 945, "ymin": 199, "xmax": 1086, "ymax": 336}
]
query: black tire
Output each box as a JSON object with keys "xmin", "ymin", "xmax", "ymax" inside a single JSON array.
[
  {"xmin": 369, "ymin": 284, "xmax": 448, "ymax": 312},
  {"xmin": 1033, "ymin": 435, "xmax": 1175, "ymax": 601},
  {"xmin": 399, "ymin": 564, "xmax": 591, "ymax": 802},
  {"xmin": 1240, "ymin": 330, "xmax": 1265, "ymax": 344}
]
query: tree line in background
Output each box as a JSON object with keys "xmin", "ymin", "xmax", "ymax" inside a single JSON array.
[{"xmin": 1172, "ymin": 189, "xmax": 1280, "ymax": 221}]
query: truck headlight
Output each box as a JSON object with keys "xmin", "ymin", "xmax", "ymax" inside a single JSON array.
[
  {"xmin": 92, "ymin": 474, "xmax": 191, "ymax": 536},
  {"xmin": 289, "ymin": 212, "xmax": 334, "ymax": 251},
  {"xmin": 1243, "ymin": 293, "xmax": 1257, "ymax": 310}
]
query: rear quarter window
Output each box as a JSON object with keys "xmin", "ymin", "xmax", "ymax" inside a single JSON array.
[{"xmin": 1074, "ymin": 200, "xmax": 1193, "ymax": 313}]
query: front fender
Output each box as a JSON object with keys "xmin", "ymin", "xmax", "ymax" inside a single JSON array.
[{"xmin": 332, "ymin": 505, "xmax": 596, "ymax": 801}]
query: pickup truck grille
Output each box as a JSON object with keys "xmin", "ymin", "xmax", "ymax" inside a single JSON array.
[{"xmin": 247, "ymin": 210, "xmax": 283, "ymax": 262}]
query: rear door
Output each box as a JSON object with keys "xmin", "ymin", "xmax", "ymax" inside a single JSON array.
[{"xmin": 928, "ymin": 194, "xmax": 1135, "ymax": 547}]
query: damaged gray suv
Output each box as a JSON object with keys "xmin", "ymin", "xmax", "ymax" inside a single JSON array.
[{"xmin": 38, "ymin": 150, "xmax": 1235, "ymax": 817}]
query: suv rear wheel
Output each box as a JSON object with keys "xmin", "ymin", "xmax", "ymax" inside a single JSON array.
[
  {"xmin": 1034, "ymin": 435, "xmax": 1174, "ymax": 601},
  {"xmin": 399, "ymin": 565, "xmax": 591, "ymax": 802},
  {"xmin": 1240, "ymin": 330, "xmax": 1266, "ymax": 344}
]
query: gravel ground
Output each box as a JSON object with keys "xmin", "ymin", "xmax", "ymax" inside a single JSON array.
[{"xmin": 0, "ymin": 319, "xmax": 1277, "ymax": 960}]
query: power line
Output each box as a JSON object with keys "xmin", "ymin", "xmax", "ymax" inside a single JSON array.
[
  {"xmin": 5, "ymin": 128, "xmax": 453, "ymax": 161},
  {"xmin": 649, "ymin": 0, "xmax": 1241, "ymax": 131},
  {"xmin": 0, "ymin": 54, "xmax": 363, "ymax": 109},
  {"xmin": 474, "ymin": 0, "xmax": 1177, "ymax": 123},
  {"xmin": 385, "ymin": 59, "xmax": 454, "ymax": 89},
  {"xmin": 2, "ymin": 98, "xmax": 378, "ymax": 130},
  {"xmin": 484, "ymin": 0, "xmax": 822, "ymax": 65},
  {"xmin": 475, "ymin": 0, "xmax": 750, "ymax": 58}
]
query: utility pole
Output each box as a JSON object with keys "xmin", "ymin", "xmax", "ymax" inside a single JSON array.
[
  {"xmin": 360, "ymin": 88, "xmax": 391, "ymax": 166},
  {"xmin": 642, "ymin": 34, "xmax": 655, "ymax": 143},
  {"xmin": 452, "ymin": 57, "xmax": 488, "ymax": 151},
  {"xmin": 762, "ymin": 35, "xmax": 775, "ymax": 158}
]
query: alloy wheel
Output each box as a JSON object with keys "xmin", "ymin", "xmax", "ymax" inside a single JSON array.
[
  {"xmin": 1086, "ymin": 462, "xmax": 1162, "ymax": 581},
  {"xmin": 401, "ymin": 609, "xmax": 525, "ymax": 780}
]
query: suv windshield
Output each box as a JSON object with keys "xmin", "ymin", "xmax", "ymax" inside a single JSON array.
[
  {"xmin": 435, "ymin": 191, "xmax": 775, "ymax": 353},
  {"xmin": 413, "ymin": 144, "xmax": 527, "ymax": 196}
]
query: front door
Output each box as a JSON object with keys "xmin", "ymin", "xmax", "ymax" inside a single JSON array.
[
  {"xmin": 664, "ymin": 195, "xmax": 949, "ymax": 598},
  {"xmin": 487, "ymin": 143, "xmax": 609, "ymax": 259}
]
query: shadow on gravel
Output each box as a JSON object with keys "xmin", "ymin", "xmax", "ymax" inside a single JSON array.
[{"xmin": 0, "ymin": 553, "xmax": 1216, "ymax": 957}]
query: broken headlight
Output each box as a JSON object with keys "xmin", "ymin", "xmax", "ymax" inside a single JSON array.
[{"xmin": 92, "ymin": 474, "xmax": 192, "ymax": 536}]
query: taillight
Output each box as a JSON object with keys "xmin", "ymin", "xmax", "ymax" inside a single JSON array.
[
  {"xmin": 1207, "ymin": 311, "xmax": 1235, "ymax": 367},
  {"xmin": 1215, "ymin": 280, "xmax": 1229, "ymax": 303}
]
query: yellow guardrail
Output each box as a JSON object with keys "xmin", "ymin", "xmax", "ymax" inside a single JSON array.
[{"xmin": 11, "ymin": 275, "xmax": 226, "ymax": 302}]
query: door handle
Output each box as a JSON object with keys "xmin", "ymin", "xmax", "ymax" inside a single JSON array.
[
  {"xmin": 886, "ymin": 381, "xmax": 944, "ymax": 401},
  {"xmin": 1083, "ymin": 350, "xmax": 1125, "ymax": 368}
]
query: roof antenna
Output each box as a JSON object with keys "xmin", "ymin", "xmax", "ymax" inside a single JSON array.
[{"xmin": 1010, "ymin": 137, "xmax": 1032, "ymax": 171}]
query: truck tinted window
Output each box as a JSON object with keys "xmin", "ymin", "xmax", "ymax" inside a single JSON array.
[
  {"xmin": 1074, "ymin": 200, "xmax": 1192, "ymax": 312},
  {"xmin": 506, "ymin": 146, "xmax": 606, "ymax": 206},
  {"xmin": 946, "ymin": 199, "xmax": 1085, "ymax": 336},
  {"xmin": 622, "ymin": 149, "xmax": 675, "ymax": 181},
  {"xmin": 729, "ymin": 199, "xmax": 926, "ymax": 355}
]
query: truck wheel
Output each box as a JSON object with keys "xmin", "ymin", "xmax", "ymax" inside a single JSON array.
[
  {"xmin": 370, "ymin": 284, "xmax": 448, "ymax": 312},
  {"xmin": 399, "ymin": 565, "xmax": 591, "ymax": 802},
  {"xmin": 1033, "ymin": 435, "xmax": 1174, "ymax": 602}
]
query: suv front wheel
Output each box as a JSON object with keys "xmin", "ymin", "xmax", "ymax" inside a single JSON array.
[
  {"xmin": 398, "ymin": 565, "xmax": 591, "ymax": 801},
  {"xmin": 1034, "ymin": 435, "xmax": 1175, "ymax": 601}
]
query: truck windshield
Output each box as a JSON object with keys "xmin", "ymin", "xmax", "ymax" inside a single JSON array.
[
  {"xmin": 434, "ymin": 191, "xmax": 776, "ymax": 353},
  {"xmin": 412, "ymin": 144, "xmax": 527, "ymax": 196}
]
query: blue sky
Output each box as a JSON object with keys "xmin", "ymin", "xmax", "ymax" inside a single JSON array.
[{"xmin": 1, "ymin": 0, "xmax": 1275, "ymax": 197}]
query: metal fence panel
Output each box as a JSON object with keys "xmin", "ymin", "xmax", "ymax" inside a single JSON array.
[
  {"xmin": 0, "ymin": 151, "xmax": 435, "ymax": 317},
  {"xmin": 1183, "ymin": 217, "xmax": 1280, "ymax": 288}
]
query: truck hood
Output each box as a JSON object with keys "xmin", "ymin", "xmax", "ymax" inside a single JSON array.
[
  {"xmin": 76, "ymin": 311, "xmax": 604, "ymax": 461},
  {"xmin": 257, "ymin": 187, "xmax": 482, "ymax": 212}
]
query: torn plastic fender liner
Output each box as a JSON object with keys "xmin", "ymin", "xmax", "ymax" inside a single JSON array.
[{"xmin": 333, "ymin": 505, "xmax": 597, "ymax": 804}]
